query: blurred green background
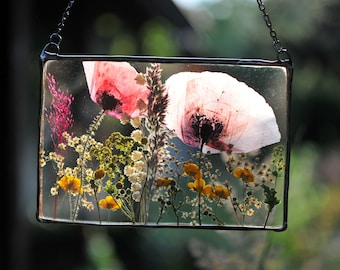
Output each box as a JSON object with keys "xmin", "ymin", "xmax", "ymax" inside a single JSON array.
[{"xmin": 7, "ymin": 0, "xmax": 340, "ymax": 269}]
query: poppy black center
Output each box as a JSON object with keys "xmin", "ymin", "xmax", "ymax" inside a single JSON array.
[
  {"xmin": 200, "ymin": 123, "xmax": 214, "ymax": 143},
  {"xmin": 100, "ymin": 92, "xmax": 122, "ymax": 111},
  {"xmin": 191, "ymin": 114, "xmax": 224, "ymax": 145}
]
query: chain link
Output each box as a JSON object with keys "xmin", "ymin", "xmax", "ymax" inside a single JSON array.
[
  {"xmin": 256, "ymin": 0, "xmax": 291, "ymax": 63},
  {"xmin": 56, "ymin": 0, "xmax": 76, "ymax": 35},
  {"xmin": 42, "ymin": 0, "xmax": 76, "ymax": 54}
]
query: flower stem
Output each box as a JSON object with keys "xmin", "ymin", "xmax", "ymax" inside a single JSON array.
[
  {"xmin": 198, "ymin": 193, "xmax": 202, "ymax": 225},
  {"xmin": 73, "ymin": 110, "xmax": 105, "ymax": 222}
]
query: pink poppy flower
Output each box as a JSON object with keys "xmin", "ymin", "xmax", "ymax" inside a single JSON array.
[
  {"xmin": 164, "ymin": 71, "xmax": 281, "ymax": 153},
  {"xmin": 82, "ymin": 61, "xmax": 149, "ymax": 119}
]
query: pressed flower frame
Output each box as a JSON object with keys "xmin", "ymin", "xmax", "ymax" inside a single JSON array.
[{"xmin": 38, "ymin": 54, "xmax": 292, "ymax": 231}]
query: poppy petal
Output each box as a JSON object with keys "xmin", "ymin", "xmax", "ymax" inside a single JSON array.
[
  {"xmin": 165, "ymin": 71, "xmax": 281, "ymax": 153},
  {"xmin": 83, "ymin": 61, "xmax": 149, "ymax": 119}
]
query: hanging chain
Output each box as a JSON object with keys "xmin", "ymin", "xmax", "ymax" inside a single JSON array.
[
  {"xmin": 41, "ymin": 0, "xmax": 76, "ymax": 54},
  {"xmin": 256, "ymin": 0, "xmax": 291, "ymax": 63},
  {"xmin": 42, "ymin": 0, "xmax": 291, "ymax": 63}
]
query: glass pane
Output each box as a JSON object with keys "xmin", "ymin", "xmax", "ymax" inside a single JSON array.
[{"xmin": 38, "ymin": 57, "xmax": 291, "ymax": 230}]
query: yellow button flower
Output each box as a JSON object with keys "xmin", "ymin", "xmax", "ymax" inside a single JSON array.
[
  {"xmin": 233, "ymin": 167, "xmax": 255, "ymax": 183},
  {"xmin": 188, "ymin": 178, "xmax": 206, "ymax": 193},
  {"xmin": 203, "ymin": 184, "xmax": 230, "ymax": 199},
  {"xmin": 99, "ymin": 195, "xmax": 122, "ymax": 210},
  {"xmin": 57, "ymin": 175, "xmax": 83, "ymax": 194},
  {"xmin": 156, "ymin": 177, "xmax": 174, "ymax": 187},
  {"xmin": 182, "ymin": 162, "xmax": 202, "ymax": 179},
  {"xmin": 94, "ymin": 169, "xmax": 106, "ymax": 180}
]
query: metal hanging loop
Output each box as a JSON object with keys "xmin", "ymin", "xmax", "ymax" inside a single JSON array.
[
  {"xmin": 256, "ymin": 0, "xmax": 292, "ymax": 63},
  {"xmin": 41, "ymin": 0, "xmax": 76, "ymax": 55}
]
